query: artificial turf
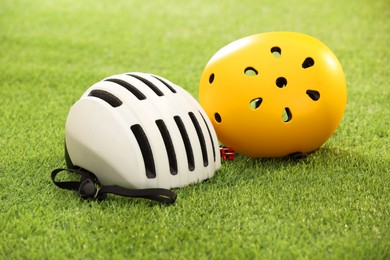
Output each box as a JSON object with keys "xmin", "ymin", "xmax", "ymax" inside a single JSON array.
[{"xmin": 0, "ymin": 0, "xmax": 389, "ymax": 259}]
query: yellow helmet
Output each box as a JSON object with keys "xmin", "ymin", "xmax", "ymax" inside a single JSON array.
[{"xmin": 199, "ymin": 32, "xmax": 347, "ymax": 158}]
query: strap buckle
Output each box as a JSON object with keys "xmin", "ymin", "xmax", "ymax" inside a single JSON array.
[{"xmin": 78, "ymin": 178, "xmax": 100, "ymax": 199}]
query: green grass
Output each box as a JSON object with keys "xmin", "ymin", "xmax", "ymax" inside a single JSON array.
[{"xmin": 1, "ymin": 0, "xmax": 389, "ymax": 259}]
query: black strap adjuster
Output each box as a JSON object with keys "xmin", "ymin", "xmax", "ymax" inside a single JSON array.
[{"xmin": 78, "ymin": 178, "xmax": 99, "ymax": 199}]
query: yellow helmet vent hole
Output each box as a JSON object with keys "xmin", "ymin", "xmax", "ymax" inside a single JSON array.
[
  {"xmin": 214, "ymin": 113, "xmax": 222, "ymax": 123},
  {"xmin": 306, "ymin": 90, "xmax": 320, "ymax": 101},
  {"xmin": 209, "ymin": 73, "xmax": 215, "ymax": 84},
  {"xmin": 244, "ymin": 67, "xmax": 258, "ymax": 76},
  {"xmin": 282, "ymin": 108, "xmax": 292, "ymax": 122},
  {"xmin": 271, "ymin": 46, "xmax": 281, "ymax": 58},
  {"xmin": 250, "ymin": 98, "xmax": 263, "ymax": 109},
  {"xmin": 276, "ymin": 77, "xmax": 287, "ymax": 88},
  {"xmin": 302, "ymin": 57, "xmax": 315, "ymax": 68}
]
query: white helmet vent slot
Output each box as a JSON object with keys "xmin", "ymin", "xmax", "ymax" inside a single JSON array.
[
  {"xmin": 104, "ymin": 78, "xmax": 146, "ymax": 100},
  {"xmin": 127, "ymin": 74, "xmax": 164, "ymax": 97},
  {"xmin": 189, "ymin": 112, "xmax": 209, "ymax": 167},
  {"xmin": 155, "ymin": 119, "xmax": 178, "ymax": 175},
  {"xmin": 130, "ymin": 124, "xmax": 156, "ymax": 179},
  {"xmin": 174, "ymin": 116, "xmax": 195, "ymax": 171},
  {"xmin": 151, "ymin": 75, "xmax": 177, "ymax": 93},
  {"xmin": 88, "ymin": 89, "xmax": 123, "ymax": 107},
  {"xmin": 199, "ymin": 111, "xmax": 217, "ymax": 162}
]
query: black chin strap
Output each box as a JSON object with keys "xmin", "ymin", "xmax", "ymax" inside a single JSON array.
[{"xmin": 51, "ymin": 168, "xmax": 177, "ymax": 205}]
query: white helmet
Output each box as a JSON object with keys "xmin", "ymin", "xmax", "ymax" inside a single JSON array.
[{"xmin": 52, "ymin": 72, "xmax": 221, "ymax": 204}]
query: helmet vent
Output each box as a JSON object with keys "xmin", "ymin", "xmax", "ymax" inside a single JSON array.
[
  {"xmin": 306, "ymin": 90, "xmax": 320, "ymax": 101},
  {"xmin": 174, "ymin": 116, "xmax": 195, "ymax": 171},
  {"xmin": 250, "ymin": 98, "xmax": 263, "ymax": 109},
  {"xmin": 104, "ymin": 78, "xmax": 146, "ymax": 100},
  {"xmin": 130, "ymin": 124, "xmax": 156, "ymax": 179},
  {"xmin": 302, "ymin": 57, "xmax": 315, "ymax": 68},
  {"xmin": 199, "ymin": 111, "xmax": 217, "ymax": 162},
  {"xmin": 282, "ymin": 107, "xmax": 292, "ymax": 122},
  {"xmin": 151, "ymin": 76, "xmax": 177, "ymax": 93},
  {"xmin": 244, "ymin": 67, "xmax": 258, "ymax": 76},
  {"xmin": 127, "ymin": 74, "xmax": 164, "ymax": 97},
  {"xmin": 214, "ymin": 113, "xmax": 222, "ymax": 123},
  {"xmin": 209, "ymin": 73, "xmax": 215, "ymax": 84},
  {"xmin": 88, "ymin": 89, "xmax": 123, "ymax": 107},
  {"xmin": 271, "ymin": 46, "xmax": 281, "ymax": 58},
  {"xmin": 156, "ymin": 119, "xmax": 178, "ymax": 175},
  {"xmin": 189, "ymin": 112, "xmax": 209, "ymax": 167},
  {"xmin": 276, "ymin": 77, "xmax": 287, "ymax": 88}
]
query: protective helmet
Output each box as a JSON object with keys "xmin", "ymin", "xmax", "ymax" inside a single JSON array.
[
  {"xmin": 52, "ymin": 72, "xmax": 221, "ymax": 204},
  {"xmin": 199, "ymin": 32, "xmax": 347, "ymax": 158}
]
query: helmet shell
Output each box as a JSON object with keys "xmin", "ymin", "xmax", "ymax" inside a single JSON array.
[
  {"xmin": 66, "ymin": 72, "xmax": 220, "ymax": 189},
  {"xmin": 199, "ymin": 32, "xmax": 347, "ymax": 157}
]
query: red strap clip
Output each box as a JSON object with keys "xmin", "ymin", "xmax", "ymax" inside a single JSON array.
[{"xmin": 220, "ymin": 146, "xmax": 235, "ymax": 161}]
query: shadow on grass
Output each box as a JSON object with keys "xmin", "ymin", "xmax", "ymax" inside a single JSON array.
[{"xmin": 189, "ymin": 144, "xmax": 389, "ymax": 193}]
